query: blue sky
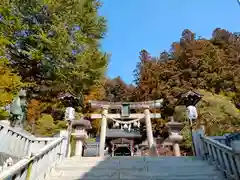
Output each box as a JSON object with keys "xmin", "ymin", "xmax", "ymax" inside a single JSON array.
[{"xmin": 100, "ymin": 0, "xmax": 240, "ymax": 84}]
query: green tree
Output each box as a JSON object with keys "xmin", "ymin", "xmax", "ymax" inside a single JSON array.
[
  {"xmin": 1, "ymin": 0, "xmax": 108, "ymax": 99},
  {"xmin": 34, "ymin": 114, "xmax": 56, "ymax": 136},
  {"xmin": 0, "ymin": 6, "xmax": 24, "ymax": 109},
  {"xmin": 196, "ymin": 90, "xmax": 240, "ymax": 135}
]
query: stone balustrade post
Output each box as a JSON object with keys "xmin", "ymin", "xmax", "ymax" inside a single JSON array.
[
  {"xmin": 60, "ymin": 130, "xmax": 68, "ymax": 157},
  {"xmin": 0, "ymin": 125, "xmax": 9, "ymax": 153}
]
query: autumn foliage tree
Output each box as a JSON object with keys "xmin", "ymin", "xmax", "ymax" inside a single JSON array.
[
  {"xmin": 134, "ymin": 29, "xmax": 240, "ymax": 108},
  {"xmin": 132, "ymin": 28, "xmax": 240, "ymax": 141},
  {"xmin": 83, "ymin": 77, "xmax": 135, "ymax": 136},
  {"xmin": 86, "ymin": 29, "xmax": 240, "ymax": 139},
  {"xmin": 27, "ymin": 99, "xmax": 41, "ymax": 134},
  {"xmin": 103, "ymin": 77, "xmax": 135, "ymax": 102}
]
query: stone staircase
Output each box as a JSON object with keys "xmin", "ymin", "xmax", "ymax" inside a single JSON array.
[
  {"xmin": 0, "ymin": 125, "xmax": 238, "ymax": 180},
  {"xmin": 47, "ymin": 156, "xmax": 226, "ymax": 180}
]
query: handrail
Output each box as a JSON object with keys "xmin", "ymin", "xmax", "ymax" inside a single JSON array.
[
  {"xmin": 0, "ymin": 122, "xmax": 56, "ymax": 157},
  {"xmin": 0, "ymin": 122, "xmax": 55, "ymax": 141},
  {"xmin": 201, "ymin": 136, "xmax": 240, "ymax": 180},
  {"xmin": 0, "ymin": 123, "xmax": 32, "ymax": 140},
  {"xmin": 210, "ymin": 136, "xmax": 227, "ymax": 145},
  {"xmin": 0, "ymin": 137, "xmax": 64, "ymax": 180},
  {"xmin": 33, "ymin": 138, "xmax": 63, "ymax": 157},
  {"xmin": 210, "ymin": 133, "xmax": 240, "ymax": 147}
]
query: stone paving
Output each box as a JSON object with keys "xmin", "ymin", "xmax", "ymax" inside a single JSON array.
[{"xmin": 46, "ymin": 156, "xmax": 226, "ymax": 180}]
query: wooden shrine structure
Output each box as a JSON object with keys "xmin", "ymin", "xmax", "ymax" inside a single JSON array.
[{"xmin": 110, "ymin": 138, "xmax": 134, "ymax": 156}]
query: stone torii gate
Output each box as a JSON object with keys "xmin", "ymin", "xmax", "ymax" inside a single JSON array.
[{"xmin": 89, "ymin": 99, "xmax": 163, "ymax": 157}]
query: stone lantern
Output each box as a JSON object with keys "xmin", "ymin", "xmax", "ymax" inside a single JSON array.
[
  {"xmin": 71, "ymin": 118, "xmax": 92, "ymax": 156},
  {"xmin": 166, "ymin": 121, "xmax": 184, "ymax": 156},
  {"xmin": 175, "ymin": 90, "xmax": 203, "ymax": 156},
  {"xmin": 58, "ymin": 92, "xmax": 82, "ymax": 157}
]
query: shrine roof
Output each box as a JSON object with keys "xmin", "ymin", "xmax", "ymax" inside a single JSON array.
[
  {"xmin": 106, "ymin": 129, "xmax": 141, "ymax": 138},
  {"xmin": 58, "ymin": 92, "xmax": 77, "ymax": 99}
]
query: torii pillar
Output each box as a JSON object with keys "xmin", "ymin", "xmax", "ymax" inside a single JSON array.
[
  {"xmin": 99, "ymin": 107, "xmax": 108, "ymax": 157},
  {"xmin": 144, "ymin": 108, "xmax": 155, "ymax": 153}
]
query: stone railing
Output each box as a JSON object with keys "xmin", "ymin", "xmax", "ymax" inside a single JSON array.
[
  {"xmin": 209, "ymin": 136, "xmax": 228, "ymax": 146},
  {"xmin": 0, "ymin": 137, "xmax": 64, "ymax": 180},
  {"xmin": 193, "ymin": 131, "xmax": 240, "ymax": 180},
  {"xmin": 210, "ymin": 133, "xmax": 240, "ymax": 147},
  {"xmin": 0, "ymin": 122, "xmax": 52, "ymax": 157}
]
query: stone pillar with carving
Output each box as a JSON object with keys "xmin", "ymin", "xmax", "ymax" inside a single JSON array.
[
  {"xmin": 99, "ymin": 107, "xmax": 108, "ymax": 157},
  {"xmin": 59, "ymin": 130, "xmax": 68, "ymax": 157},
  {"xmin": 166, "ymin": 121, "xmax": 184, "ymax": 157}
]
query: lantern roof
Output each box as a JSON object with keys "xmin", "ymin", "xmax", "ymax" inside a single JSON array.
[
  {"xmin": 71, "ymin": 117, "xmax": 92, "ymax": 129},
  {"xmin": 175, "ymin": 90, "xmax": 203, "ymax": 106}
]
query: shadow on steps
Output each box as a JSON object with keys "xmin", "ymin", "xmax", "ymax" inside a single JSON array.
[{"xmin": 48, "ymin": 156, "xmax": 226, "ymax": 180}]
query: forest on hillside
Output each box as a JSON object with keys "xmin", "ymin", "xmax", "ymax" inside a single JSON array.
[{"xmin": 0, "ymin": 1, "xmax": 239, "ymax": 148}]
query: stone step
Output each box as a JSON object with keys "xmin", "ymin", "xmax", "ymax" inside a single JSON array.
[
  {"xmin": 60, "ymin": 156, "xmax": 204, "ymax": 163},
  {"xmin": 48, "ymin": 176, "xmax": 225, "ymax": 180},
  {"xmin": 46, "ymin": 157, "xmax": 226, "ymax": 180},
  {"xmin": 57, "ymin": 159, "xmax": 209, "ymax": 164},
  {"xmin": 48, "ymin": 171, "xmax": 225, "ymax": 180},
  {"xmin": 55, "ymin": 162, "xmax": 218, "ymax": 171},
  {"xmin": 52, "ymin": 169, "xmax": 220, "ymax": 176},
  {"xmin": 51, "ymin": 168, "xmax": 221, "ymax": 177},
  {"xmin": 56, "ymin": 161, "xmax": 211, "ymax": 168},
  {"xmin": 65, "ymin": 156, "xmax": 199, "ymax": 160}
]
